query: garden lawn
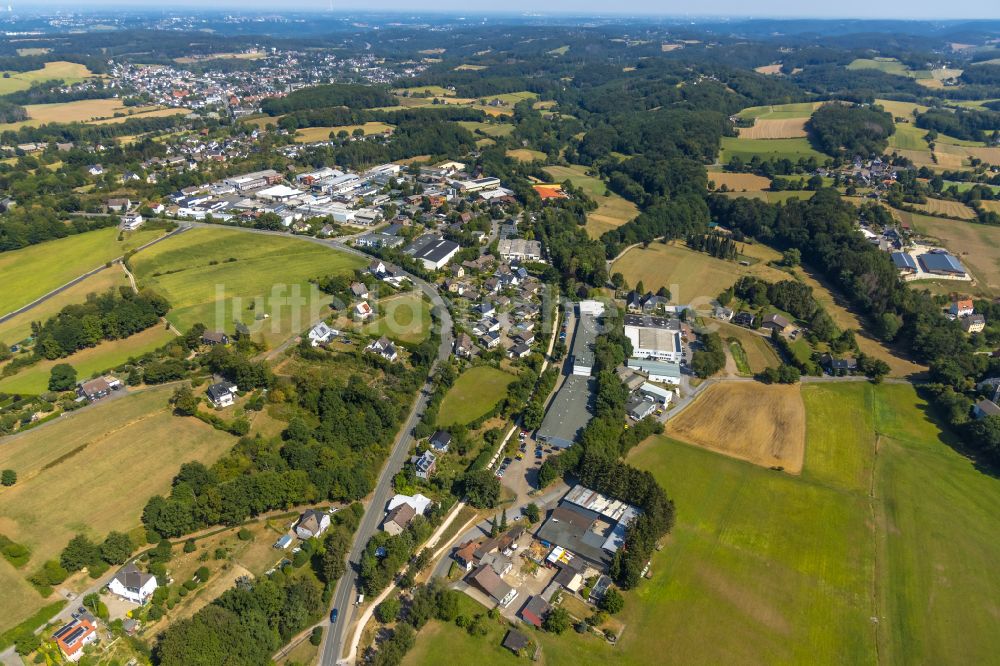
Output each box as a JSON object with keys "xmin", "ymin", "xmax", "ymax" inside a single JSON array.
[
  {"xmin": 0, "ymin": 325, "xmax": 176, "ymax": 394},
  {"xmin": 362, "ymin": 292, "xmax": 432, "ymax": 344},
  {"xmin": 0, "ymin": 386, "xmax": 234, "ymax": 633},
  {"xmin": 436, "ymin": 366, "xmax": 516, "ymax": 426},
  {"xmin": 0, "ymin": 227, "xmax": 161, "ymax": 318},
  {"xmin": 131, "ymin": 228, "xmax": 365, "ymax": 348}
]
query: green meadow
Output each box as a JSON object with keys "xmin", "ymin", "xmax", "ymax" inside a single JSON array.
[
  {"xmin": 131, "ymin": 228, "xmax": 364, "ymax": 347},
  {"xmin": 405, "ymin": 382, "xmax": 1000, "ymax": 665},
  {"xmin": 437, "ymin": 366, "xmax": 517, "ymax": 426}
]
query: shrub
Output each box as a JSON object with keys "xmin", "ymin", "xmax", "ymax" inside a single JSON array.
[
  {"xmin": 309, "ymin": 626, "xmax": 323, "ymax": 646},
  {"xmin": 183, "ymin": 539, "xmax": 196, "ymax": 553},
  {"xmin": 1, "ymin": 468, "xmax": 15, "ymax": 486},
  {"xmin": 237, "ymin": 528, "xmax": 252, "ymax": 541},
  {"xmin": 375, "ymin": 598, "xmax": 400, "ymax": 623}
]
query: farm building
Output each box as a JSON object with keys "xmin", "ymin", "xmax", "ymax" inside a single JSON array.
[
  {"xmin": 918, "ymin": 252, "xmax": 967, "ymax": 277},
  {"xmin": 467, "ymin": 564, "xmax": 518, "ymax": 607},
  {"xmin": 519, "ymin": 595, "xmax": 552, "ymax": 628},
  {"xmin": 761, "ymin": 313, "xmax": 794, "ymax": 335}
]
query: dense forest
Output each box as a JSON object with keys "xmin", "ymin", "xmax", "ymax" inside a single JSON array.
[
  {"xmin": 807, "ymin": 104, "xmax": 895, "ymax": 156},
  {"xmin": 260, "ymin": 83, "xmax": 395, "ymax": 115}
]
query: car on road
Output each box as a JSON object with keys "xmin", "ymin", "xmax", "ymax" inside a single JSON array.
[{"xmin": 330, "ymin": 608, "xmax": 339, "ymax": 623}]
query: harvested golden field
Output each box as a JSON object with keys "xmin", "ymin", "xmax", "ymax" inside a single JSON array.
[
  {"xmin": 978, "ymin": 200, "xmax": 1000, "ymax": 214},
  {"xmin": 0, "ymin": 61, "xmax": 93, "ymax": 95},
  {"xmin": 454, "ymin": 64, "xmax": 486, "ymax": 71},
  {"xmin": 506, "ymin": 148, "xmax": 546, "ymax": 162},
  {"xmin": 876, "ymin": 99, "xmax": 930, "ymax": 119},
  {"xmin": 0, "ymin": 99, "xmax": 180, "ymax": 130},
  {"xmin": 707, "ymin": 170, "xmax": 771, "ymax": 191},
  {"xmin": 88, "ymin": 108, "xmax": 185, "ymax": 125},
  {"xmin": 667, "ymin": 382, "xmax": 806, "ymax": 473},
  {"xmin": 544, "ymin": 164, "xmax": 638, "ymax": 238},
  {"xmin": 738, "ymin": 118, "xmax": 808, "ymax": 139},
  {"xmin": 612, "ymin": 241, "xmax": 789, "ymax": 304},
  {"xmin": 893, "ymin": 148, "xmax": 939, "ymax": 170},
  {"xmin": 910, "ymin": 198, "xmax": 977, "ymax": 219},
  {"xmin": 294, "ymin": 122, "xmax": 393, "ymax": 143},
  {"xmin": 0, "ymin": 386, "xmax": 234, "ymax": 632},
  {"xmin": 754, "ymin": 64, "xmax": 783, "ymax": 75}
]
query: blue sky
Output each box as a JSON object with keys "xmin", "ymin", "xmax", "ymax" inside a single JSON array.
[{"xmin": 22, "ymin": 2, "xmax": 1000, "ymax": 19}]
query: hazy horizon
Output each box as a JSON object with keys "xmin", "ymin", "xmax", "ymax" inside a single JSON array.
[{"xmin": 12, "ymin": 2, "xmax": 1000, "ymax": 21}]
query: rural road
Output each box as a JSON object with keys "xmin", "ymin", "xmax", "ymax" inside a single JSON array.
[
  {"xmin": 181, "ymin": 222, "xmax": 456, "ymax": 666},
  {"xmin": 0, "ymin": 224, "xmax": 189, "ymax": 325}
]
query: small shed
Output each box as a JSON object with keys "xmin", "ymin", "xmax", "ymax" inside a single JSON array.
[{"xmin": 502, "ymin": 629, "xmax": 530, "ymax": 655}]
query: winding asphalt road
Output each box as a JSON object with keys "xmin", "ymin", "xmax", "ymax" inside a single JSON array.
[{"xmin": 174, "ymin": 223, "xmax": 454, "ymax": 665}]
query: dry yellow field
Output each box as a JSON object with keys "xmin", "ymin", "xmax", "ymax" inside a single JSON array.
[
  {"xmin": 754, "ymin": 64, "xmax": 783, "ymax": 75},
  {"xmin": 174, "ymin": 51, "xmax": 265, "ymax": 64},
  {"xmin": 910, "ymin": 198, "xmax": 977, "ymax": 219},
  {"xmin": 738, "ymin": 118, "xmax": 808, "ymax": 139},
  {"xmin": 88, "ymin": 108, "xmax": 185, "ymax": 125},
  {"xmin": 894, "ymin": 148, "xmax": 940, "ymax": 170},
  {"xmin": 707, "ymin": 170, "xmax": 772, "ymax": 191},
  {"xmin": 612, "ymin": 241, "xmax": 789, "ymax": 304},
  {"xmin": 978, "ymin": 200, "xmax": 1000, "ymax": 214},
  {"xmin": 454, "ymin": 64, "xmax": 486, "ymax": 71},
  {"xmin": 294, "ymin": 122, "xmax": 393, "ymax": 143},
  {"xmin": 667, "ymin": 382, "xmax": 806, "ymax": 473},
  {"xmin": 506, "ymin": 148, "xmax": 546, "ymax": 162},
  {"xmin": 876, "ymin": 99, "xmax": 930, "ymax": 120},
  {"xmin": 0, "ymin": 386, "xmax": 235, "ymax": 632},
  {"xmin": 0, "ymin": 99, "xmax": 182, "ymax": 130}
]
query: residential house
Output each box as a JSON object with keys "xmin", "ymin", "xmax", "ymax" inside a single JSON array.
[
  {"xmin": 308, "ymin": 322, "xmax": 340, "ymax": 346},
  {"xmin": 714, "ymin": 305, "xmax": 734, "ymax": 321},
  {"xmin": 480, "ymin": 551, "xmax": 513, "ymax": 576},
  {"xmin": 107, "ymin": 197, "xmax": 131, "ymax": 212},
  {"xmin": 53, "ymin": 618, "xmax": 98, "ymax": 662},
  {"xmin": 519, "ymin": 596, "xmax": 551, "ymax": 628},
  {"xmin": 963, "ymin": 314, "xmax": 986, "ymax": 333},
  {"xmin": 479, "ymin": 331, "xmax": 502, "ymax": 349},
  {"xmin": 412, "ymin": 450, "xmax": 437, "ymax": 479},
  {"xmin": 202, "ymin": 331, "xmax": 230, "ymax": 346},
  {"xmin": 207, "ymin": 381, "xmax": 238, "ymax": 407},
  {"xmin": 368, "ymin": 260, "xmax": 387, "ymax": 276},
  {"xmin": 821, "ymin": 354, "xmax": 858, "ymax": 374},
  {"xmin": 468, "ymin": 564, "xmax": 518, "ymax": 607},
  {"xmin": 732, "ymin": 312, "xmax": 755, "ymax": 328},
  {"xmin": 761, "ymin": 313, "xmax": 793, "ymax": 335},
  {"xmin": 108, "ymin": 563, "xmax": 158, "ymax": 604},
  {"xmin": 77, "ymin": 376, "xmax": 122, "ymax": 401},
  {"xmin": 454, "ymin": 332, "xmax": 475, "ymax": 358},
  {"xmin": 355, "ymin": 301, "xmax": 374, "ymax": 320},
  {"xmin": 381, "ymin": 503, "xmax": 416, "ymax": 536},
  {"xmin": 508, "ymin": 342, "xmax": 531, "ymax": 359},
  {"xmin": 387, "ymin": 493, "xmax": 432, "ymax": 516},
  {"xmin": 121, "ymin": 212, "xmax": 144, "ymax": 231},
  {"xmin": 366, "ymin": 336, "xmax": 398, "ymax": 362},
  {"xmin": 350, "ymin": 282, "xmax": 370, "ymax": 300},
  {"xmin": 950, "ymin": 299, "xmax": 975, "ymax": 318},
  {"xmin": 295, "ymin": 509, "xmax": 331, "ymax": 539},
  {"xmin": 429, "ymin": 430, "xmax": 452, "ymax": 452}
]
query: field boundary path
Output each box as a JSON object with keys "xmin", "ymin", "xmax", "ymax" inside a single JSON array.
[{"xmin": 0, "ymin": 224, "xmax": 190, "ymax": 325}]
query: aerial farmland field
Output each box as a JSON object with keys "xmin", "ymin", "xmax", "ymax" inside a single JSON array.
[{"xmin": 131, "ymin": 227, "xmax": 365, "ymax": 348}]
